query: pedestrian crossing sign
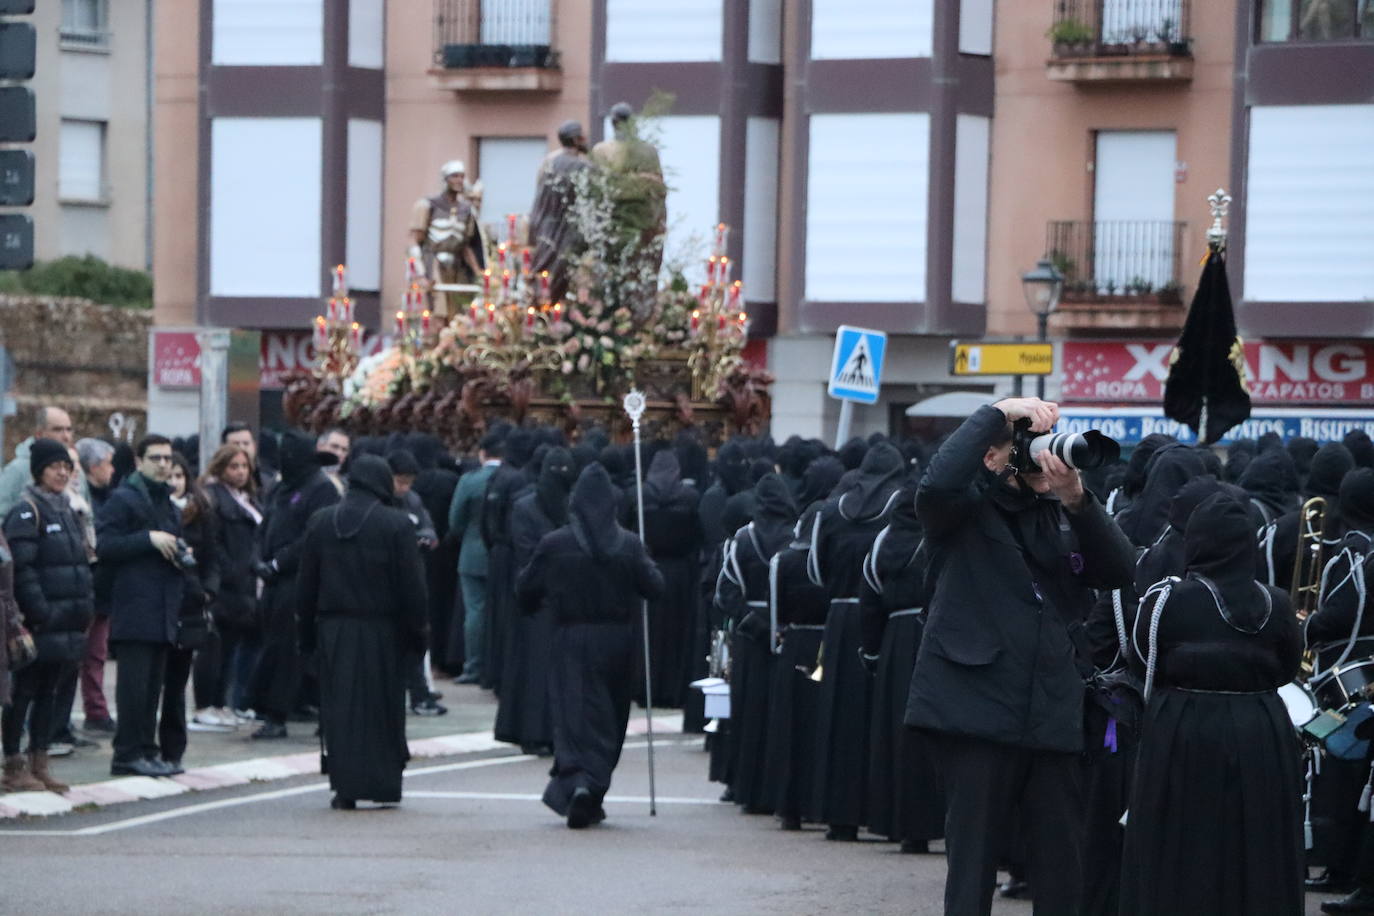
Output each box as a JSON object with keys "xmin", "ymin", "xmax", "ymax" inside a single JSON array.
[{"xmin": 827, "ymin": 325, "xmax": 887, "ymax": 405}]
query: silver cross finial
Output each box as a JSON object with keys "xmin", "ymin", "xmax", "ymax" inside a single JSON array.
[
  {"xmin": 623, "ymin": 388, "xmax": 646, "ymax": 427},
  {"xmin": 1207, "ymin": 188, "xmax": 1232, "ymax": 249}
]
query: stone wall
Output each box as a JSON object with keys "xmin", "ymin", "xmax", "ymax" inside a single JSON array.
[{"xmin": 0, "ymin": 295, "xmax": 150, "ymax": 460}]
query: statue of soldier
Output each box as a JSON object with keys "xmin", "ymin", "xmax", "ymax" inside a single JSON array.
[
  {"xmin": 590, "ymin": 103, "xmax": 667, "ymax": 314},
  {"xmin": 409, "ymin": 160, "xmax": 487, "ymax": 316},
  {"xmin": 529, "ymin": 121, "xmax": 591, "ymax": 306}
]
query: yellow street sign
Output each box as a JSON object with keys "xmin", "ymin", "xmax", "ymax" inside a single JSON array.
[{"xmin": 950, "ymin": 341, "xmax": 1054, "ymax": 376}]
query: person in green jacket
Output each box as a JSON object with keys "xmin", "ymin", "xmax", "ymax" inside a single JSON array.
[{"xmin": 448, "ymin": 431, "xmax": 503, "ymax": 684}]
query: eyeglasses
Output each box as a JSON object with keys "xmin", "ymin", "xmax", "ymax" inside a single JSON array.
[{"xmin": 146, "ymin": 454, "xmax": 174, "ymax": 464}]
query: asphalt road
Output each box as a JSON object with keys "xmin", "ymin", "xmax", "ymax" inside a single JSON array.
[{"xmin": 0, "ymin": 736, "xmax": 1334, "ymax": 915}]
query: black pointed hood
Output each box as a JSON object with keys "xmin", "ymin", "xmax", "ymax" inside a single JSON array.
[
  {"xmin": 643, "ymin": 449, "xmax": 685, "ymax": 509},
  {"xmin": 1185, "ymin": 491, "xmax": 1267, "ymax": 633},
  {"xmin": 334, "ymin": 455, "xmax": 393, "ymax": 540},
  {"xmin": 714, "ymin": 440, "xmax": 751, "ymax": 496},
  {"xmin": 1116, "ymin": 444, "xmax": 1208, "ymax": 547},
  {"xmin": 279, "ymin": 429, "xmax": 337, "ymax": 488},
  {"xmin": 569, "ymin": 463, "xmax": 625, "ymax": 562},
  {"xmin": 1238, "ymin": 448, "xmax": 1301, "ymax": 518},
  {"xmin": 797, "ymin": 455, "xmax": 844, "ymax": 511},
  {"xmin": 536, "ymin": 447, "xmax": 576, "ymax": 526},
  {"xmin": 751, "ymin": 473, "xmax": 798, "ymax": 557},
  {"xmin": 836, "ymin": 441, "xmax": 905, "ymax": 521},
  {"xmin": 1340, "ymin": 469, "xmax": 1374, "ymax": 535}
]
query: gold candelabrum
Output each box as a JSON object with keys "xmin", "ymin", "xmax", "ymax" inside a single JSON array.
[
  {"xmin": 312, "ymin": 264, "xmax": 363, "ymax": 379},
  {"xmin": 686, "ymin": 222, "xmax": 750, "ymax": 399}
]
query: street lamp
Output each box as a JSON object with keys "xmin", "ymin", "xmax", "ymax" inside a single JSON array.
[{"xmin": 1021, "ymin": 258, "xmax": 1063, "ymax": 399}]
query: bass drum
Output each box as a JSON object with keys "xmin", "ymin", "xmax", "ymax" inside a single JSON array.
[
  {"xmin": 1278, "ymin": 681, "xmax": 1318, "ymax": 730},
  {"xmin": 1314, "ymin": 658, "xmax": 1374, "ymax": 710}
]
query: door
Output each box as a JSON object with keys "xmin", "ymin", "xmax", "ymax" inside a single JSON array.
[{"xmin": 1093, "ymin": 130, "xmax": 1176, "ymax": 294}]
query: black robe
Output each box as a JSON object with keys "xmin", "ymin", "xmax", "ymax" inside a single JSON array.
[
  {"xmin": 714, "ymin": 475, "xmax": 796, "ymax": 813},
  {"xmin": 412, "ymin": 462, "xmax": 460, "ymax": 673},
  {"xmin": 1121, "ymin": 492, "xmax": 1303, "ymax": 916},
  {"xmin": 858, "ymin": 492, "xmax": 942, "ymax": 844},
  {"xmin": 516, "ymin": 465, "xmax": 664, "ymax": 816},
  {"xmin": 480, "ymin": 443, "xmax": 535, "ymax": 691},
  {"xmin": 296, "ymin": 456, "xmax": 428, "ymax": 804},
  {"xmin": 762, "ymin": 508, "xmax": 832, "ymax": 824},
  {"xmin": 806, "ymin": 443, "xmax": 905, "ymax": 831},
  {"xmin": 494, "ymin": 448, "xmax": 574, "ymax": 750},
  {"xmin": 627, "ymin": 452, "xmax": 702, "ymax": 710}
]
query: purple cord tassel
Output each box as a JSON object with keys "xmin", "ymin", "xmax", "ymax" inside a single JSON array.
[{"xmin": 1104, "ymin": 717, "xmax": 1119, "ymax": 753}]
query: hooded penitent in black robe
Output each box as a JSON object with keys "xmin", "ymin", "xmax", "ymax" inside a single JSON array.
[
  {"xmin": 480, "ymin": 428, "xmax": 536, "ymax": 691},
  {"xmin": 516, "ymin": 464, "xmax": 664, "ymax": 821},
  {"xmin": 296, "ymin": 456, "xmax": 428, "ymax": 805},
  {"xmin": 628, "ymin": 451, "xmax": 702, "ymax": 710},
  {"xmin": 409, "ymin": 434, "xmax": 461, "ymax": 674},
  {"xmin": 858, "ymin": 486, "xmax": 943, "ymax": 847},
  {"xmin": 1259, "ymin": 442, "xmax": 1354, "ymax": 591},
  {"xmin": 715, "ymin": 475, "xmax": 796, "ymax": 813},
  {"xmin": 252, "ymin": 431, "xmax": 341, "ymax": 724},
  {"xmin": 1112, "ymin": 443, "xmax": 1206, "ymax": 549},
  {"xmin": 807, "ymin": 442, "xmax": 905, "ymax": 836},
  {"xmin": 1081, "ymin": 474, "xmax": 1227, "ymax": 916},
  {"xmin": 494, "ymin": 448, "xmax": 574, "ymax": 751},
  {"xmin": 1121, "ymin": 492, "xmax": 1303, "ymax": 916},
  {"xmin": 1238, "ymin": 448, "xmax": 1302, "ymax": 527}
]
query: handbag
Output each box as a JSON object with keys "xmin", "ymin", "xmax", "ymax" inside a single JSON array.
[{"xmin": 7, "ymin": 624, "xmax": 37, "ymax": 672}]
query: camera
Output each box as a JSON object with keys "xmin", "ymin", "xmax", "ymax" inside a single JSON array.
[
  {"xmin": 1010, "ymin": 419, "xmax": 1120, "ymax": 473},
  {"xmin": 173, "ymin": 538, "xmax": 197, "ymax": 570}
]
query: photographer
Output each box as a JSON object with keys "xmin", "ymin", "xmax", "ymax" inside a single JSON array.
[
  {"xmin": 905, "ymin": 398, "xmax": 1134, "ymax": 916},
  {"xmin": 96, "ymin": 435, "xmax": 186, "ymax": 778}
]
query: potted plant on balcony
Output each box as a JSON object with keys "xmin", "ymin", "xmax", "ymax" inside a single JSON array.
[{"xmin": 1047, "ymin": 18, "xmax": 1094, "ymax": 56}]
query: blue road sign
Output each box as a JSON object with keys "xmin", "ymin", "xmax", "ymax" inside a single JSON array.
[{"xmin": 828, "ymin": 325, "xmax": 887, "ymax": 405}]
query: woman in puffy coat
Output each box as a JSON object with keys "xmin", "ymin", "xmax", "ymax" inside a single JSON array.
[{"xmin": 1, "ymin": 439, "xmax": 94, "ymax": 793}]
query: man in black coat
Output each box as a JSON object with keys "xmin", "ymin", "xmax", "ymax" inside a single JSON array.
[
  {"xmin": 297, "ymin": 455, "xmax": 428, "ymax": 809},
  {"xmin": 515, "ymin": 464, "xmax": 664, "ymax": 829},
  {"xmin": 249, "ymin": 430, "xmax": 341, "ymax": 738},
  {"xmin": 96, "ymin": 435, "xmax": 187, "ymax": 777},
  {"xmin": 906, "ymin": 398, "xmax": 1135, "ymax": 916}
]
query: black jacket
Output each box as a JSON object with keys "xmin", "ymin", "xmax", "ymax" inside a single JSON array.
[
  {"xmin": 905, "ymin": 405, "xmax": 1135, "ymax": 753},
  {"xmin": 296, "ymin": 456, "xmax": 428, "ymax": 656},
  {"xmin": 97, "ymin": 473, "xmax": 185, "ymax": 645},
  {"xmin": 259, "ymin": 468, "xmax": 341, "ymax": 617},
  {"xmin": 3, "ymin": 487, "xmax": 94, "ymax": 663},
  {"xmin": 205, "ymin": 482, "xmax": 261, "ymax": 629}
]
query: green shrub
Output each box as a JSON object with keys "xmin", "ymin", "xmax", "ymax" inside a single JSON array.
[{"xmin": 0, "ymin": 255, "xmax": 152, "ymax": 309}]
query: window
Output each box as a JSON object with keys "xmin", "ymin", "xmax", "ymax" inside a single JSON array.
[
  {"xmin": 59, "ymin": 119, "xmax": 106, "ymax": 202},
  {"xmin": 1259, "ymin": 0, "xmax": 1373, "ymax": 41},
  {"xmin": 61, "ymin": 0, "xmax": 109, "ymax": 46},
  {"xmin": 476, "ymin": 137, "xmax": 551, "ymax": 241}
]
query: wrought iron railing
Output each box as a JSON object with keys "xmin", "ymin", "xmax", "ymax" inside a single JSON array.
[
  {"xmin": 1045, "ymin": 220, "xmax": 1187, "ymax": 303},
  {"xmin": 1049, "ymin": 0, "xmax": 1192, "ymax": 56},
  {"xmin": 434, "ymin": 0, "xmax": 558, "ymax": 69}
]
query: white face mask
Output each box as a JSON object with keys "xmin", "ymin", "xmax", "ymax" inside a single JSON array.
[{"xmin": 170, "ymin": 494, "xmax": 188, "ymax": 511}]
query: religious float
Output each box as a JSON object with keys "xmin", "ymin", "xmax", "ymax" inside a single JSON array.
[{"xmin": 282, "ymin": 219, "xmax": 771, "ymax": 449}]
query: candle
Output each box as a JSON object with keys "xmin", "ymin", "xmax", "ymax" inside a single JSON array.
[
  {"xmin": 719, "ymin": 257, "xmax": 731, "ymax": 283},
  {"xmin": 483, "ymin": 270, "xmax": 492, "ymax": 298},
  {"xmin": 526, "ymin": 306, "xmax": 536, "ymax": 330},
  {"xmin": 395, "ymin": 311, "xmax": 406, "ymax": 336},
  {"xmin": 714, "ymin": 223, "xmax": 729, "ymax": 257},
  {"xmin": 521, "ymin": 248, "xmax": 532, "ymax": 274},
  {"xmin": 470, "ymin": 300, "xmax": 480, "ymax": 322},
  {"xmin": 737, "ymin": 311, "xmax": 748, "ymax": 328},
  {"xmin": 718, "ymin": 313, "xmax": 727, "ymax": 332},
  {"xmin": 405, "ymin": 257, "xmax": 420, "ymax": 284},
  {"xmin": 552, "ymin": 302, "xmax": 563, "ymax": 323},
  {"xmin": 497, "ymin": 244, "xmax": 508, "ymax": 272},
  {"xmin": 327, "ymin": 298, "xmax": 339, "ymax": 324},
  {"xmin": 706, "ymin": 257, "xmax": 718, "ymax": 286},
  {"xmin": 343, "ymin": 298, "xmax": 354, "ymax": 326},
  {"xmin": 690, "ymin": 309, "xmax": 700, "ymax": 333},
  {"xmin": 698, "ymin": 284, "xmax": 711, "ymax": 308},
  {"xmin": 507, "ymin": 214, "xmax": 518, "ymax": 246},
  {"xmin": 727, "ymin": 281, "xmax": 742, "ymax": 310},
  {"xmin": 421, "ymin": 310, "xmax": 431, "ymax": 334},
  {"xmin": 486, "ymin": 302, "xmax": 496, "ymax": 324},
  {"xmin": 333, "ymin": 264, "xmax": 347, "ymax": 298},
  {"xmin": 538, "ymin": 270, "xmax": 550, "ymax": 304},
  {"xmin": 313, "ymin": 316, "xmax": 328, "ymax": 353},
  {"xmin": 349, "ymin": 322, "xmax": 362, "ymax": 353},
  {"xmin": 501, "ymin": 270, "xmax": 512, "ymax": 299}
]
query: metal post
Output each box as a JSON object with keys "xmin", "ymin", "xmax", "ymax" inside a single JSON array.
[
  {"xmin": 1036, "ymin": 313, "xmax": 1049, "ymax": 400},
  {"xmin": 198, "ymin": 329, "xmax": 231, "ymax": 475},
  {"xmin": 834, "ymin": 398, "xmax": 855, "ymax": 449},
  {"xmin": 622, "ymin": 389, "xmax": 657, "ymax": 816}
]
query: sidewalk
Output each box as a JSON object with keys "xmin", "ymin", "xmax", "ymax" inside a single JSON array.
[{"xmin": 2, "ymin": 672, "xmax": 686, "ymax": 819}]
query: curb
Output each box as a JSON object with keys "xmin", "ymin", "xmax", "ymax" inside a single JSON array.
[{"xmin": 0, "ymin": 712, "xmax": 685, "ymax": 819}]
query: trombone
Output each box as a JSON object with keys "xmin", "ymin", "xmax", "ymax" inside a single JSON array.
[{"xmin": 1293, "ymin": 496, "xmax": 1327, "ymax": 680}]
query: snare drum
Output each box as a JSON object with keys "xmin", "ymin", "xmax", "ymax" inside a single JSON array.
[
  {"xmin": 1314, "ymin": 658, "xmax": 1374, "ymax": 710},
  {"xmin": 1278, "ymin": 681, "xmax": 1318, "ymax": 729}
]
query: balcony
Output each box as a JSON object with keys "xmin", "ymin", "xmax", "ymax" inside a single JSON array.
[
  {"xmin": 1045, "ymin": 220, "xmax": 1188, "ymax": 332},
  {"xmin": 1047, "ymin": 0, "xmax": 1194, "ymax": 83},
  {"xmin": 430, "ymin": 0, "xmax": 561, "ymax": 93}
]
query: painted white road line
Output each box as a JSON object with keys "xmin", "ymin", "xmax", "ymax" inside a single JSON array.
[{"xmin": 0, "ymin": 740, "xmax": 695, "ymax": 837}]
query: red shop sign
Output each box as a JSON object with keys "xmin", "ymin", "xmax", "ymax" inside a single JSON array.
[
  {"xmin": 1061, "ymin": 340, "xmax": 1374, "ymax": 405},
  {"xmin": 152, "ymin": 331, "xmax": 202, "ymax": 388}
]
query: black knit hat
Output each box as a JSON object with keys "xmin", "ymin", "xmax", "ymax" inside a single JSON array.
[{"xmin": 30, "ymin": 438, "xmax": 74, "ymax": 481}]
